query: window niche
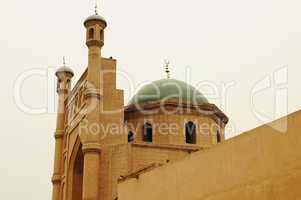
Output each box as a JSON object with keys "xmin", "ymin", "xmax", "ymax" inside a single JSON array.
[
  {"xmin": 142, "ymin": 123, "xmax": 153, "ymax": 142},
  {"xmin": 185, "ymin": 121, "xmax": 196, "ymax": 144},
  {"xmin": 88, "ymin": 28, "xmax": 94, "ymax": 39},
  {"xmin": 128, "ymin": 131, "xmax": 134, "ymax": 143}
]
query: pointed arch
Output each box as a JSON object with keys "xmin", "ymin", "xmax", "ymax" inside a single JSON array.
[{"xmin": 67, "ymin": 136, "xmax": 83, "ymax": 200}]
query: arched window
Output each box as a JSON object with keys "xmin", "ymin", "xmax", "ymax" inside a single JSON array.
[
  {"xmin": 66, "ymin": 79, "xmax": 71, "ymax": 89},
  {"xmin": 185, "ymin": 121, "xmax": 196, "ymax": 144},
  {"xmin": 142, "ymin": 123, "xmax": 152, "ymax": 142},
  {"xmin": 88, "ymin": 28, "xmax": 94, "ymax": 39},
  {"xmin": 128, "ymin": 131, "xmax": 134, "ymax": 143},
  {"xmin": 217, "ymin": 131, "xmax": 221, "ymax": 143},
  {"xmin": 100, "ymin": 30, "xmax": 104, "ymax": 41}
]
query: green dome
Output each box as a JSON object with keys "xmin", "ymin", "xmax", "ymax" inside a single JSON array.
[{"xmin": 129, "ymin": 79, "xmax": 208, "ymax": 105}]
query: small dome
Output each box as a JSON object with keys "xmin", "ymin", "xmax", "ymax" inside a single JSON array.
[
  {"xmin": 84, "ymin": 14, "xmax": 107, "ymax": 26},
  {"xmin": 55, "ymin": 66, "xmax": 74, "ymax": 76},
  {"xmin": 129, "ymin": 79, "xmax": 208, "ymax": 106}
]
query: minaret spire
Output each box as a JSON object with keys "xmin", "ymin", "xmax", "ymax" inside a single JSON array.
[
  {"xmin": 164, "ymin": 60, "xmax": 171, "ymax": 79},
  {"xmin": 63, "ymin": 56, "xmax": 66, "ymax": 66},
  {"xmin": 94, "ymin": 2, "xmax": 98, "ymax": 15}
]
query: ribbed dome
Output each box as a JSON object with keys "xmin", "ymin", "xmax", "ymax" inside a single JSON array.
[
  {"xmin": 84, "ymin": 14, "xmax": 107, "ymax": 26},
  {"xmin": 129, "ymin": 79, "xmax": 208, "ymax": 106}
]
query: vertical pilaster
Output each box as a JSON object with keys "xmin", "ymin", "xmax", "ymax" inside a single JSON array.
[{"xmin": 82, "ymin": 144, "xmax": 101, "ymax": 200}]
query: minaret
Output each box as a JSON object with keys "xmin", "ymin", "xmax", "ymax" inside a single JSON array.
[
  {"xmin": 84, "ymin": 5, "xmax": 107, "ymax": 91},
  {"xmin": 52, "ymin": 59, "xmax": 74, "ymax": 200},
  {"xmin": 79, "ymin": 6, "xmax": 107, "ymax": 200}
]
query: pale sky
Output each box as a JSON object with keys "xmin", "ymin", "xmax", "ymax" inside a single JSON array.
[{"xmin": 0, "ymin": 0, "xmax": 301, "ymax": 199}]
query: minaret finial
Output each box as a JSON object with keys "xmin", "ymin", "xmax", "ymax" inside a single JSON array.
[
  {"xmin": 94, "ymin": 1, "xmax": 99, "ymax": 15},
  {"xmin": 164, "ymin": 60, "xmax": 171, "ymax": 79},
  {"xmin": 63, "ymin": 56, "xmax": 66, "ymax": 67}
]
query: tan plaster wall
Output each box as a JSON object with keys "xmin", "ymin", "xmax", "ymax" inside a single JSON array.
[
  {"xmin": 97, "ymin": 144, "xmax": 131, "ymax": 200},
  {"xmin": 130, "ymin": 144, "xmax": 198, "ymax": 171},
  {"xmin": 118, "ymin": 110, "xmax": 301, "ymax": 200},
  {"xmin": 101, "ymin": 58, "xmax": 126, "ymax": 145}
]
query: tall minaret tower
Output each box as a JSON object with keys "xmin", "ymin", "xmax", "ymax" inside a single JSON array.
[
  {"xmin": 79, "ymin": 6, "xmax": 108, "ymax": 200},
  {"xmin": 52, "ymin": 60, "xmax": 74, "ymax": 200}
]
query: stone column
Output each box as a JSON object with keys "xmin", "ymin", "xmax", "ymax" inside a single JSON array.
[{"xmin": 82, "ymin": 143, "xmax": 101, "ymax": 200}]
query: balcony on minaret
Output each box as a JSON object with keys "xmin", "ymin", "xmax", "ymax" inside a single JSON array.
[{"xmin": 84, "ymin": 14, "xmax": 107, "ymax": 48}]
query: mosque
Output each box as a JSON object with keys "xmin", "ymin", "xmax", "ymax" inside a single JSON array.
[{"xmin": 51, "ymin": 7, "xmax": 301, "ymax": 200}]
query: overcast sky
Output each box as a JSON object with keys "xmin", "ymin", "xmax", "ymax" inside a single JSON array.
[{"xmin": 0, "ymin": 0, "xmax": 301, "ymax": 199}]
